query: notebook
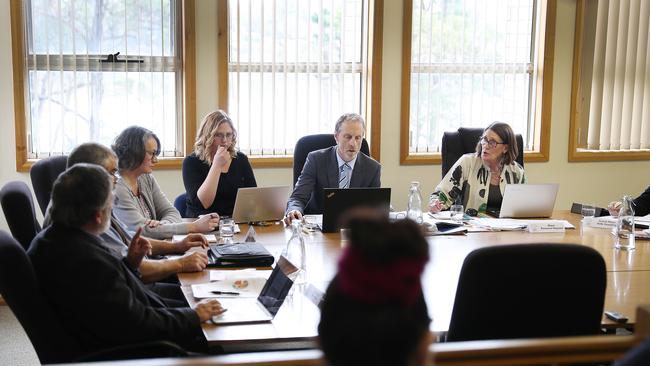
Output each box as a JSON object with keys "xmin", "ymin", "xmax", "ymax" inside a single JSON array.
[
  {"xmin": 493, "ymin": 184, "xmax": 559, "ymax": 218},
  {"xmin": 232, "ymin": 186, "xmax": 290, "ymax": 224},
  {"xmin": 211, "ymin": 255, "xmax": 297, "ymax": 325},
  {"xmin": 321, "ymin": 187, "xmax": 391, "ymax": 233}
]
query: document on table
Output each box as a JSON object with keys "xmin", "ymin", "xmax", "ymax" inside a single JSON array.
[
  {"xmin": 469, "ymin": 218, "xmax": 575, "ymax": 231},
  {"xmin": 191, "ymin": 269, "xmax": 272, "ymax": 298},
  {"xmin": 586, "ymin": 216, "xmax": 650, "ymax": 229},
  {"xmin": 173, "ymin": 234, "xmax": 218, "ymax": 243}
]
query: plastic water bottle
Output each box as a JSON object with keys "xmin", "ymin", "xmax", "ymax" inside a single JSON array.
[
  {"xmin": 407, "ymin": 181, "xmax": 423, "ymax": 224},
  {"xmin": 283, "ymin": 220, "xmax": 307, "ymax": 285},
  {"xmin": 614, "ymin": 195, "xmax": 635, "ymax": 251}
]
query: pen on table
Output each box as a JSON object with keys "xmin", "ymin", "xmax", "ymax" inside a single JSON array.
[{"xmin": 211, "ymin": 290, "xmax": 240, "ymax": 295}]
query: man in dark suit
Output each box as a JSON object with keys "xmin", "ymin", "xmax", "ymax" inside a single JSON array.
[
  {"xmin": 28, "ymin": 164, "xmax": 225, "ymax": 355},
  {"xmin": 285, "ymin": 113, "xmax": 381, "ymax": 223}
]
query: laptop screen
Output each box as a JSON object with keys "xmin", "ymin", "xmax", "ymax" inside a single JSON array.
[
  {"xmin": 321, "ymin": 187, "xmax": 391, "ymax": 233},
  {"xmin": 257, "ymin": 256, "xmax": 297, "ymax": 316}
]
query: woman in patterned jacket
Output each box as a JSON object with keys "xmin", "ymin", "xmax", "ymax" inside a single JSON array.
[{"xmin": 429, "ymin": 121, "xmax": 525, "ymax": 215}]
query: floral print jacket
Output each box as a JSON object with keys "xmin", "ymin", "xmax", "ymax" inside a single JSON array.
[{"xmin": 430, "ymin": 153, "xmax": 526, "ymax": 213}]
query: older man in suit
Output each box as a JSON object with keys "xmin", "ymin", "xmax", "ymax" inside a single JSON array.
[
  {"xmin": 284, "ymin": 113, "xmax": 381, "ymax": 224},
  {"xmin": 28, "ymin": 164, "xmax": 225, "ymax": 356}
]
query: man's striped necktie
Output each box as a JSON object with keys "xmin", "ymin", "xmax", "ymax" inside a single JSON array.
[{"xmin": 339, "ymin": 163, "xmax": 351, "ymax": 188}]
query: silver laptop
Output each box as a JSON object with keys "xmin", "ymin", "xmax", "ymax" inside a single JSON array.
[
  {"xmin": 211, "ymin": 256, "xmax": 297, "ymax": 325},
  {"xmin": 232, "ymin": 186, "xmax": 290, "ymax": 224},
  {"xmin": 497, "ymin": 184, "xmax": 559, "ymax": 218}
]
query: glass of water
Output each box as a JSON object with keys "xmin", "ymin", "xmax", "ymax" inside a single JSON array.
[
  {"xmin": 219, "ymin": 218, "xmax": 235, "ymax": 243},
  {"xmin": 581, "ymin": 204, "xmax": 596, "ymax": 219},
  {"xmin": 450, "ymin": 204, "xmax": 464, "ymax": 224}
]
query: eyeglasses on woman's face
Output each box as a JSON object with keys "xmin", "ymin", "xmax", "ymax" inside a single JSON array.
[
  {"xmin": 215, "ymin": 132, "xmax": 234, "ymax": 141},
  {"xmin": 479, "ymin": 136, "xmax": 506, "ymax": 149},
  {"xmin": 145, "ymin": 149, "xmax": 159, "ymax": 161}
]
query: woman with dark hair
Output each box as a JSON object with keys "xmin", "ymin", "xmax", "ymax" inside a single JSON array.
[
  {"xmin": 429, "ymin": 121, "xmax": 526, "ymax": 214},
  {"xmin": 112, "ymin": 126, "xmax": 220, "ymax": 239},
  {"xmin": 318, "ymin": 216, "xmax": 433, "ymax": 366},
  {"xmin": 182, "ymin": 110, "xmax": 256, "ymax": 217}
]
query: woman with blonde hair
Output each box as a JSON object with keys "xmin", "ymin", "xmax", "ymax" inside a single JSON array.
[{"xmin": 182, "ymin": 110, "xmax": 256, "ymax": 217}]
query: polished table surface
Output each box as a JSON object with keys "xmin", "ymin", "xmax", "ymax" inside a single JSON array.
[{"xmin": 178, "ymin": 211, "xmax": 650, "ymax": 346}]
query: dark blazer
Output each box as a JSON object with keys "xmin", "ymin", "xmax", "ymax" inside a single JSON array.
[
  {"xmin": 287, "ymin": 146, "xmax": 381, "ymax": 214},
  {"xmin": 27, "ymin": 224, "xmax": 203, "ymax": 354},
  {"xmin": 634, "ymin": 186, "xmax": 650, "ymax": 216}
]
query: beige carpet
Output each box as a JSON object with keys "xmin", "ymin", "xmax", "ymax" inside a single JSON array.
[{"xmin": 0, "ymin": 305, "xmax": 40, "ymax": 366}]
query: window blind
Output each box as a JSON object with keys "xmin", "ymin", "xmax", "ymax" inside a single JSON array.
[
  {"xmin": 585, "ymin": 0, "xmax": 650, "ymax": 151},
  {"xmin": 227, "ymin": 0, "xmax": 366, "ymax": 157},
  {"xmin": 21, "ymin": 0, "xmax": 182, "ymax": 158},
  {"xmin": 408, "ymin": 0, "xmax": 537, "ymax": 153}
]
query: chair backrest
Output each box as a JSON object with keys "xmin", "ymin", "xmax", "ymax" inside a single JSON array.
[
  {"xmin": 30, "ymin": 155, "xmax": 68, "ymax": 215},
  {"xmin": 292, "ymin": 134, "xmax": 370, "ymax": 187},
  {"xmin": 441, "ymin": 127, "xmax": 524, "ymax": 178},
  {"xmin": 0, "ymin": 181, "xmax": 42, "ymax": 251},
  {"xmin": 0, "ymin": 230, "xmax": 81, "ymax": 363},
  {"xmin": 174, "ymin": 193, "xmax": 188, "ymax": 218},
  {"xmin": 446, "ymin": 243, "xmax": 606, "ymax": 342}
]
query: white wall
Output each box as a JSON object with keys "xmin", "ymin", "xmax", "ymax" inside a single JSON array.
[{"xmin": 1, "ymin": 0, "xmax": 649, "ymax": 232}]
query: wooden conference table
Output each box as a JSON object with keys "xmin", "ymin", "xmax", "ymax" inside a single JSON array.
[{"xmin": 178, "ymin": 210, "xmax": 650, "ymax": 347}]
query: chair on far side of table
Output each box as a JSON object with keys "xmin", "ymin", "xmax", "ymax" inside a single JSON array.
[
  {"xmin": 174, "ymin": 192, "xmax": 188, "ymax": 218},
  {"xmin": 441, "ymin": 127, "xmax": 524, "ymax": 178},
  {"xmin": 293, "ymin": 134, "xmax": 370, "ymax": 188}
]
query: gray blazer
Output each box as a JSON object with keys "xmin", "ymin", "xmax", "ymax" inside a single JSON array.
[
  {"xmin": 113, "ymin": 174, "xmax": 187, "ymax": 239},
  {"xmin": 287, "ymin": 146, "xmax": 381, "ymax": 214}
]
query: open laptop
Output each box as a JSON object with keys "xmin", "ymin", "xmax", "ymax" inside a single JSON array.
[
  {"xmin": 490, "ymin": 184, "xmax": 559, "ymax": 218},
  {"xmin": 211, "ymin": 255, "xmax": 297, "ymax": 325},
  {"xmin": 321, "ymin": 187, "xmax": 391, "ymax": 233},
  {"xmin": 232, "ymin": 186, "xmax": 290, "ymax": 224}
]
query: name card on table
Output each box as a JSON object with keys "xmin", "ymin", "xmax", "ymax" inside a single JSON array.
[{"xmin": 527, "ymin": 220, "xmax": 566, "ymax": 233}]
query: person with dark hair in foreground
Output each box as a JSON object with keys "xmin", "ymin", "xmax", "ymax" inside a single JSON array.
[
  {"xmin": 28, "ymin": 164, "xmax": 225, "ymax": 356},
  {"xmin": 318, "ymin": 216, "xmax": 433, "ymax": 366}
]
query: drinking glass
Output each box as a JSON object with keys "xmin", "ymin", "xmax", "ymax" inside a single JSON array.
[
  {"xmin": 219, "ymin": 218, "xmax": 235, "ymax": 242},
  {"xmin": 450, "ymin": 204, "xmax": 464, "ymax": 224},
  {"xmin": 581, "ymin": 204, "xmax": 596, "ymax": 219},
  {"xmin": 303, "ymin": 215, "xmax": 320, "ymax": 232}
]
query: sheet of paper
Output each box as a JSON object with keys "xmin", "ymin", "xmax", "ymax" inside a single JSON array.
[
  {"xmin": 208, "ymin": 268, "xmax": 272, "ymax": 282},
  {"xmin": 469, "ymin": 218, "xmax": 528, "ymax": 231},
  {"xmin": 173, "ymin": 234, "xmax": 218, "ymax": 243},
  {"xmin": 518, "ymin": 219, "xmax": 575, "ymax": 229},
  {"xmin": 469, "ymin": 218, "xmax": 574, "ymax": 231},
  {"xmin": 192, "ymin": 269, "xmax": 272, "ymax": 298}
]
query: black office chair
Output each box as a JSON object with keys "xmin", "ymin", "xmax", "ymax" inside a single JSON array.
[
  {"xmin": 0, "ymin": 230, "xmax": 189, "ymax": 363},
  {"xmin": 0, "ymin": 230, "xmax": 82, "ymax": 363},
  {"xmin": 174, "ymin": 192, "xmax": 188, "ymax": 218},
  {"xmin": 293, "ymin": 134, "xmax": 370, "ymax": 188},
  {"xmin": 30, "ymin": 155, "xmax": 68, "ymax": 215},
  {"xmin": 446, "ymin": 243, "xmax": 606, "ymax": 342},
  {"xmin": 0, "ymin": 181, "xmax": 41, "ymax": 251},
  {"xmin": 441, "ymin": 127, "xmax": 524, "ymax": 178}
]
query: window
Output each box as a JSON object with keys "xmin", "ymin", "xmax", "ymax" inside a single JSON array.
[
  {"xmin": 569, "ymin": 0, "xmax": 650, "ymax": 161},
  {"xmin": 400, "ymin": 0, "xmax": 554, "ymax": 164},
  {"xmin": 218, "ymin": 0, "xmax": 383, "ymax": 166},
  {"xmin": 11, "ymin": 0, "xmax": 196, "ymax": 171}
]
